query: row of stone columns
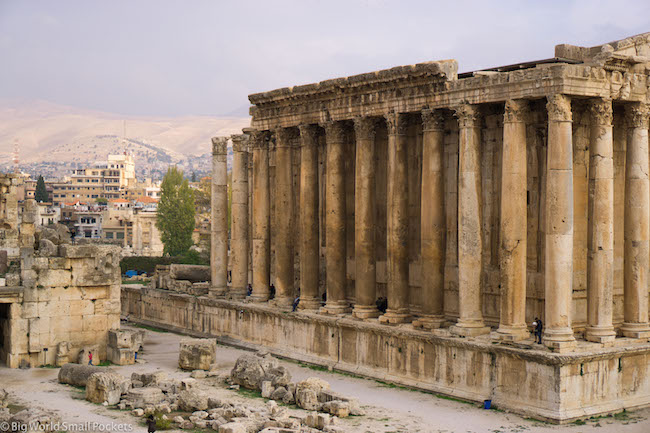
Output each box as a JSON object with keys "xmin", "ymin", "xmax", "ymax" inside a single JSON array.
[{"xmin": 211, "ymin": 95, "xmax": 650, "ymax": 347}]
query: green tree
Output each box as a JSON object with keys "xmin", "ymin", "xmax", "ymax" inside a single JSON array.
[
  {"xmin": 156, "ymin": 166, "xmax": 196, "ymax": 256},
  {"xmin": 35, "ymin": 175, "xmax": 48, "ymax": 202},
  {"xmin": 95, "ymin": 197, "xmax": 108, "ymax": 205},
  {"xmin": 191, "ymin": 171, "xmax": 197, "ymax": 182}
]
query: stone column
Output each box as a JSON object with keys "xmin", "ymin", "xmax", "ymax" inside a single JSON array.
[
  {"xmin": 250, "ymin": 130, "xmax": 271, "ymax": 302},
  {"xmin": 450, "ymin": 104, "xmax": 489, "ymax": 336},
  {"xmin": 210, "ymin": 137, "xmax": 228, "ymax": 297},
  {"xmin": 414, "ymin": 109, "xmax": 446, "ymax": 329},
  {"xmin": 322, "ymin": 120, "xmax": 351, "ymax": 314},
  {"xmin": 230, "ymin": 134, "xmax": 250, "ymax": 300},
  {"xmin": 543, "ymin": 94, "xmax": 576, "ymax": 351},
  {"xmin": 299, "ymin": 124, "xmax": 321, "ymax": 310},
  {"xmin": 496, "ymin": 100, "xmax": 529, "ymax": 341},
  {"xmin": 585, "ymin": 98, "xmax": 617, "ymax": 343},
  {"xmin": 274, "ymin": 128, "xmax": 296, "ymax": 308},
  {"xmin": 353, "ymin": 117, "xmax": 380, "ymax": 318},
  {"xmin": 622, "ymin": 102, "xmax": 650, "ymax": 338},
  {"xmin": 379, "ymin": 112, "xmax": 411, "ymax": 324}
]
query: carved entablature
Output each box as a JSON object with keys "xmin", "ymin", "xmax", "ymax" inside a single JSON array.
[
  {"xmin": 454, "ymin": 104, "xmax": 480, "ymax": 129},
  {"xmin": 625, "ymin": 102, "xmax": 650, "ymax": 129},
  {"xmin": 274, "ymin": 127, "xmax": 300, "ymax": 148},
  {"xmin": 231, "ymin": 134, "xmax": 250, "ymax": 153},
  {"xmin": 250, "ymin": 61, "xmax": 457, "ymax": 128},
  {"xmin": 385, "ymin": 112, "xmax": 409, "ymax": 136},
  {"xmin": 590, "ymin": 99, "xmax": 613, "ymax": 126},
  {"xmin": 546, "ymin": 95, "xmax": 573, "ymax": 122},
  {"xmin": 321, "ymin": 121, "xmax": 348, "ymax": 143},
  {"xmin": 421, "ymin": 109, "xmax": 444, "ymax": 131},
  {"xmin": 503, "ymin": 100, "xmax": 530, "ymax": 124},
  {"xmin": 298, "ymin": 124, "xmax": 320, "ymax": 147},
  {"xmin": 211, "ymin": 137, "xmax": 228, "ymax": 155},
  {"xmin": 353, "ymin": 117, "xmax": 379, "ymax": 141}
]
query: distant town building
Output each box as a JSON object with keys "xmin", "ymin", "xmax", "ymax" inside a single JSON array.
[{"xmin": 51, "ymin": 153, "xmax": 136, "ymax": 205}]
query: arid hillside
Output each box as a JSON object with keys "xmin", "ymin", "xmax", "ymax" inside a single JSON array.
[{"xmin": 0, "ymin": 99, "xmax": 249, "ymax": 178}]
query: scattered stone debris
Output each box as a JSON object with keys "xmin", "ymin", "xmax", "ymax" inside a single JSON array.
[
  {"xmin": 56, "ymin": 351, "xmax": 361, "ymax": 432},
  {"xmin": 229, "ymin": 353, "xmax": 363, "ymax": 418},
  {"xmin": 0, "ymin": 389, "xmax": 61, "ymax": 432}
]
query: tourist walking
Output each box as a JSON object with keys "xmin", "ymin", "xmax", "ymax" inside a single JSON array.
[
  {"xmin": 532, "ymin": 318, "xmax": 543, "ymax": 344},
  {"xmin": 146, "ymin": 414, "xmax": 157, "ymax": 433}
]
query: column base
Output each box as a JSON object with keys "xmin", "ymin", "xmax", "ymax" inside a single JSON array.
[
  {"xmin": 298, "ymin": 297, "xmax": 321, "ymax": 311},
  {"xmin": 352, "ymin": 305, "xmax": 380, "ymax": 319},
  {"xmin": 272, "ymin": 296, "xmax": 293, "ymax": 309},
  {"xmin": 495, "ymin": 324, "xmax": 530, "ymax": 341},
  {"xmin": 378, "ymin": 309, "xmax": 412, "ymax": 324},
  {"xmin": 209, "ymin": 287, "xmax": 227, "ymax": 298},
  {"xmin": 621, "ymin": 322, "xmax": 650, "ymax": 339},
  {"xmin": 450, "ymin": 321, "xmax": 490, "ymax": 337},
  {"xmin": 248, "ymin": 293, "xmax": 270, "ymax": 303},
  {"xmin": 228, "ymin": 287, "xmax": 247, "ymax": 301},
  {"xmin": 412, "ymin": 315, "xmax": 445, "ymax": 329},
  {"xmin": 585, "ymin": 326, "xmax": 617, "ymax": 343},
  {"xmin": 320, "ymin": 301, "xmax": 352, "ymax": 315},
  {"xmin": 543, "ymin": 327, "xmax": 576, "ymax": 352}
]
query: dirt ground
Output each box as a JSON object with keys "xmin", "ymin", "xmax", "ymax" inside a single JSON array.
[{"xmin": 2, "ymin": 324, "xmax": 649, "ymax": 433}]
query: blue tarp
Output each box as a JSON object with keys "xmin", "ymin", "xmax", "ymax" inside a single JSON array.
[{"xmin": 124, "ymin": 270, "xmax": 138, "ymax": 277}]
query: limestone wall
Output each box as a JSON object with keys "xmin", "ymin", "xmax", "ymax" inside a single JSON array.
[
  {"xmin": 1, "ymin": 244, "xmax": 121, "ymax": 368},
  {"xmin": 123, "ymin": 286, "xmax": 650, "ymax": 422}
]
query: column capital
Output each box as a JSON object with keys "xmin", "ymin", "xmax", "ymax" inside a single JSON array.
[
  {"xmin": 421, "ymin": 109, "xmax": 445, "ymax": 131},
  {"xmin": 211, "ymin": 137, "xmax": 228, "ymax": 155},
  {"xmin": 589, "ymin": 98, "xmax": 613, "ymax": 126},
  {"xmin": 298, "ymin": 124, "xmax": 320, "ymax": 146},
  {"xmin": 384, "ymin": 111, "xmax": 409, "ymax": 136},
  {"xmin": 353, "ymin": 116, "xmax": 378, "ymax": 141},
  {"xmin": 231, "ymin": 134, "xmax": 250, "ymax": 153},
  {"xmin": 454, "ymin": 104, "xmax": 480, "ymax": 128},
  {"xmin": 321, "ymin": 120, "xmax": 347, "ymax": 143},
  {"xmin": 274, "ymin": 127, "xmax": 299, "ymax": 148},
  {"xmin": 625, "ymin": 102, "xmax": 649, "ymax": 128},
  {"xmin": 504, "ymin": 99, "xmax": 530, "ymax": 123},
  {"xmin": 249, "ymin": 130, "xmax": 271, "ymax": 150},
  {"xmin": 546, "ymin": 94, "xmax": 572, "ymax": 122}
]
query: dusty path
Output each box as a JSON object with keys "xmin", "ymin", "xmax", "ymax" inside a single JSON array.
[{"xmin": 1, "ymin": 324, "xmax": 648, "ymax": 433}]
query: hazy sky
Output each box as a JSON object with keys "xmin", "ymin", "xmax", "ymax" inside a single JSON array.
[{"xmin": 0, "ymin": 0, "xmax": 648, "ymax": 117}]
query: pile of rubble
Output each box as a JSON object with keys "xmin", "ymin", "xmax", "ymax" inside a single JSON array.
[
  {"xmin": 56, "ymin": 342, "xmax": 364, "ymax": 433},
  {"xmin": 229, "ymin": 353, "xmax": 364, "ymax": 419},
  {"xmin": 0, "ymin": 388, "xmax": 60, "ymax": 432}
]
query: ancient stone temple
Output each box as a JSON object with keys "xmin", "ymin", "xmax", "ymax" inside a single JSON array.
[{"xmin": 123, "ymin": 33, "xmax": 650, "ymax": 422}]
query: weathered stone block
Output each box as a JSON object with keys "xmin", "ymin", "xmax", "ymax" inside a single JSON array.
[
  {"xmin": 219, "ymin": 423, "xmax": 246, "ymax": 433},
  {"xmin": 179, "ymin": 338, "xmax": 216, "ymax": 371},
  {"xmin": 86, "ymin": 371, "xmax": 129, "ymax": 405},
  {"xmin": 107, "ymin": 347, "xmax": 135, "ymax": 365},
  {"xmin": 169, "ymin": 264, "xmax": 210, "ymax": 282},
  {"xmin": 36, "ymin": 269, "xmax": 72, "ymax": 287},
  {"xmin": 177, "ymin": 389, "xmax": 209, "ymax": 411},
  {"xmin": 70, "ymin": 300, "xmax": 94, "ymax": 316},
  {"xmin": 230, "ymin": 353, "xmax": 291, "ymax": 390},
  {"xmin": 125, "ymin": 388, "xmax": 165, "ymax": 408},
  {"xmin": 38, "ymin": 239, "xmax": 58, "ymax": 257},
  {"xmin": 82, "ymin": 314, "xmax": 107, "ymax": 332}
]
